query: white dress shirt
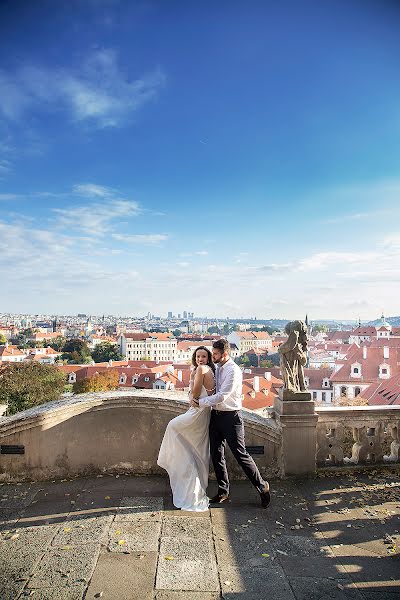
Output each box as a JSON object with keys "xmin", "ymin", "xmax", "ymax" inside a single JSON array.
[{"xmin": 198, "ymin": 358, "xmax": 243, "ymax": 411}]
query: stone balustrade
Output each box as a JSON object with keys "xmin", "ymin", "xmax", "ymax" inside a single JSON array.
[
  {"xmin": 1, "ymin": 391, "xmax": 399, "ymax": 482},
  {"xmin": 316, "ymin": 405, "xmax": 400, "ymax": 467},
  {"xmin": 0, "ymin": 390, "xmax": 282, "ymax": 482}
]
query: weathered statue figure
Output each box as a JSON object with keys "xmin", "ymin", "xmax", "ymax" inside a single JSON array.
[{"xmin": 278, "ymin": 320, "xmax": 308, "ymax": 394}]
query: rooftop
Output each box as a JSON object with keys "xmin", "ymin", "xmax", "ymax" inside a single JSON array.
[{"xmin": 1, "ymin": 470, "xmax": 399, "ymax": 599}]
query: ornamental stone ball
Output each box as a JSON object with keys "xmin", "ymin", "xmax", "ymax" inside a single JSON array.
[{"xmin": 278, "ymin": 320, "xmax": 308, "ymax": 395}]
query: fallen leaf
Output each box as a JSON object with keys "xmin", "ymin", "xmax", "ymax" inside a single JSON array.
[
  {"xmin": 118, "ymin": 540, "xmax": 126, "ymax": 546},
  {"xmin": 115, "ymin": 530, "xmax": 121, "ymax": 535},
  {"xmin": 224, "ymin": 581, "xmax": 231, "ymax": 586},
  {"xmin": 261, "ymin": 553, "xmax": 270, "ymax": 558},
  {"xmin": 63, "ymin": 527, "xmax": 72, "ymax": 533},
  {"xmin": 105, "ymin": 496, "xmax": 111, "ymax": 500},
  {"xmin": 60, "ymin": 546, "xmax": 72, "ymax": 550},
  {"xmin": 164, "ymin": 555, "xmax": 174, "ymax": 560}
]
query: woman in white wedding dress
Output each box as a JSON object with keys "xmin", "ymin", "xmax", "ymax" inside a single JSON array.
[{"xmin": 157, "ymin": 347, "xmax": 215, "ymax": 512}]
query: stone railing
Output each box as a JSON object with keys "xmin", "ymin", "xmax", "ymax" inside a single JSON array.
[
  {"xmin": 316, "ymin": 405, "xmax": 400, "ymax": 467},
  {"xmin": 1, "ymin": 391, "xmax": 399, "ymax": 482},
  {"xmin": 0, "ymin": 390, "xmax": 282, "ymax": 482}
]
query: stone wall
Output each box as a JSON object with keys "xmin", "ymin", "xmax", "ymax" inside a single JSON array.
[{"xmin": 0, "ymin": 390, "xmax": 282, "ymax": 482}]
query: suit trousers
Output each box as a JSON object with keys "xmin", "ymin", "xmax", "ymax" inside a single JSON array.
[{"xmin": 209, "ymin": 409, "xmax": 265, "ymax": 495}]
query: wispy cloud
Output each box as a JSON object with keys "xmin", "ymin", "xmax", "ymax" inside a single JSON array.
[
  {"xmin": 0, "ymin": 193, "xmax": 20, "ymax": 201},
  {"xmin": 112, "ymin": 233, "xmax": 168, "ymax": 245},
  {"xmin": 0, "ymin": 49, "xmax": 166, "ymax": 128},
  {"xmin": 73, "ymin": 183, "xmax": 116, "ymax": 198},
  {"xmin": 321, "ymin": 209, "xmax": 392, "ymax": 225},
  {"xmin": 53, "ymin": 199, "xmax": 141, "ymax": 235}
]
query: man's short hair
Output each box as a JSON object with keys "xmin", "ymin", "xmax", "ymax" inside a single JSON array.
[{"xmin": 213, "ymin": 338, "xmax": 230, "ymax": 354}]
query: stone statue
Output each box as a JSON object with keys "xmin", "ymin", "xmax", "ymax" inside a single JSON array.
[{"xmin": 278, "ymin": 320, "xmax": 308, "ymax": 394}]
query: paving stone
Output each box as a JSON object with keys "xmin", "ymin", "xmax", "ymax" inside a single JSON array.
[
  {"xmin": 123, "ymin": 475, "xmax": 167, "ymax": 495},
  {"xmin": 161, "ymin": 516, "xmax": 212, "ymax": 540},
  {"xmin": 219, "ymin": 564, "xmax": 295, "ymax": 599},
  {"xmin": 115, "ymin": 496, "xmax": 163, "ymax": 521},
  {"xmin": 338, "ymin": 555, "xmax": 400, "ymax": 588},
  {"xmin": 25, "ymin": 584, "xmax": 86, "ymax": 599},
  {"xmin": 27, "ymin": 543, "xmax": 100, "ymax": 589},
  {"xmin": 0, "ymin": 525, "xmax": 56, "ymax": 599},
  {"xmin": 52, "ymin": 514, "xmax": 113, "ymax": 547},
  {"xmin": 86, "ymin": 549, "xmax": 157, "ymax": 600},
  {"xmin": 270, "ymin": 533, "xmax": 326, "ymax": 556},
  {"xmin": 278, "ymin": 555, "xmax": 349, "ymax": 579},
  {"xmin": 288, "ymin": 576, "xmax": 362, "ymax": 599},
  {"xmin": 107, "ymin": 519, "xmax": 161, "ymax": 552},
  {"xmin": 155, "ymin": 593, "xmax": 220, "ymax": 600},
  {"xmin": 156, "ymin": 536, "xmax": 219, "ymax": 592}
]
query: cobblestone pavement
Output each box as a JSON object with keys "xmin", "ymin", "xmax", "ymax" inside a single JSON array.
[{"xmin": 0, "ymin": 469, "xmax": 399, "ymax": 599}]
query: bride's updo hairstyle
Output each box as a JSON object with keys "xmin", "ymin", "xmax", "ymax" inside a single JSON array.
[{"xmin": 191, "ymin": 346, "xmax": 215, "ymax": 373}]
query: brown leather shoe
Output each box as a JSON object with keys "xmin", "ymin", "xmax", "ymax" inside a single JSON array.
[
  {"xmin": 260, "ymin": 484, "xmax": 271, "ymax": 508},
  {"xmin": 209, "ymin": 493, "xmax": 230, "ymax": 504}
]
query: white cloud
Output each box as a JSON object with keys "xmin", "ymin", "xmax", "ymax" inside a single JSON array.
[
  {"xmin": 73, "ymin": 183, "xmax": 115, "ymax": 198},
  {"xmin": 298, "ymin": 251, "xmax": 379, "ymax": 271},
  {"xmin": 195, "ymin": 250, "xmax": 208, "ymax": 255},
  {"xmin": 0, "ymin": 193, "xmax": 20, "ymax": 200},
  {"xmin": 112, "ymin": 233, "xmax": 168, "ymax": 244},
  {"xmin": 322, "ymin": 209, "xmax": 392, "ymax": 225},
  {"xmin": 53, "ymin": 198, "xmax": 141, "ymax": 235},
  {"xmin": 0, "ymin": 49, "xmax": 166, "ymax": 128}
]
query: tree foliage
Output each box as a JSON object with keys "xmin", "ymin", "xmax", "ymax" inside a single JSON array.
[
  {"xmin": 0, "ymin": 334, "xmax": 7, "ymax": 344},
  {"xmin": 91, "ymin": 342, "xmax": 123, "ymax": 363},
  {"xmin": 0, "ymin": 362, "xmax": 66, "ymax": 415},
  {"xmin": 61, "ymin": 338, "xmax": 91, "ymax": 364},
  {"xmin": 48, "ymin": 336, "xmax": 67, "ymax": 352},
  {"xmin": 73, "ymin": 369, "xmax": 119, "ymax": 393}
]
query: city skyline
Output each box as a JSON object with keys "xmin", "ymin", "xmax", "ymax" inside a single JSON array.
[{"xmin": 1, "ymin": 1, "xmax": 400, "ymax": 318}]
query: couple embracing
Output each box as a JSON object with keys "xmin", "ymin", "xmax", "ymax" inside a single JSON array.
[{"xmin": 157, "ymin": 338, "xmax": 271, "ymax": 512}]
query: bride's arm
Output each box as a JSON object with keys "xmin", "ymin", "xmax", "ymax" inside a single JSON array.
[{"xmin": 191, "ymin": 366, "xmax": 205, "ymax": 400}]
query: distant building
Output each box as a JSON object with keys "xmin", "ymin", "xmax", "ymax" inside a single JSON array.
[
  {"xmin": 118, "ymin": 332, "xmax": 177, "ymax": 362},
  {"xmin": 227, "ymin": 331, "xmax": 272, "ymax": 356}
]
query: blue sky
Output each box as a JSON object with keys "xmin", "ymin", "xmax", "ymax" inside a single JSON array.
[{"xmin": 1, "ymin": 0, "xmax": 400, "ymax": 319}]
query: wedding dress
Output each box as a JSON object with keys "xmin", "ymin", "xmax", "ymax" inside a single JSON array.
[{"xmin": 157, "ymin": 381, "xmax": 211, "ymax": 512}]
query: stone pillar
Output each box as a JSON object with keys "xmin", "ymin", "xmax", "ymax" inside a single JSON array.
[{"xmin": 274, "ymin": 388, "xmax": 318, "ymax": 477}]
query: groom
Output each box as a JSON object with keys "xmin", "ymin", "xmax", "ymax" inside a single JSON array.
[{"xmin": 191, "ymin": 338, "xmax": 270, "ymax": 508}]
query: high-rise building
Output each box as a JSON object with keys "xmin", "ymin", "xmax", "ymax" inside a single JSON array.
[
  {"xmin": 183, "ymin": 311, "xmax": 187, "ymax": 319},
  {"xmin": 168, "ymin": 312, "xmax": 173, "ymax": 319}
]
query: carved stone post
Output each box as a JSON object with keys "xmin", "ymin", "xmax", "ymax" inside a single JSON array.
[
  {"xmin": 276, "ymin": 320, "xmax": 318, "ymax": 476},
  {"xmin": 275, "ymin": 389, "xmax": 318, "ymax": 476}
]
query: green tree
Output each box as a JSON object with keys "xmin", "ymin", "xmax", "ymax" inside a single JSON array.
[
  {"xmin": 241, "ymin": 354, "xmax": 251, "ymax": 367},
  {"xmin": 313, "ymin": 324, "xmax": 328, "ymax": 333},
  {"xmin": 172, "ymin": 329, "xmax": 182, "ymax": 337},
  {"xmin": 247, "ymin": 353, "xmax": 260, "ymax": 367},
  {"xmin": 91, "ymin": 342, "xmax": 123, "ymax": 363},
  {"xmin": 0, "ymin": 334, "xmax": 7, "ymax": 344},
  {"xmin": 61, "ymin": 338, "xmax": 91, "ymax": 364},
  {"xmin": 0, "ymin": 363, "xmax": 66, "ymax": 415},
  {"xmin": 48, "ymin": 336, "xmax": 67, "ymax": 352},
  {"xmin": 260, "ymin": 359, "xmax": 274, "ymax": 369}
]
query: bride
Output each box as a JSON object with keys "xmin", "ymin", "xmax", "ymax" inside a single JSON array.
[{"xmin": 157, "ymin": 346, "xmax": 216, "ymax": 511}]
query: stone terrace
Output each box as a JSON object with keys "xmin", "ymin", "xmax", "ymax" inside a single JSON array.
[{"xmin": 1, "ymin": 469, "xmax": 399, "ymax": 600}]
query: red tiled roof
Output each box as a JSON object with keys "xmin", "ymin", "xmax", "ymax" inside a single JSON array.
[
  {"xmin": 361, "ymin": 373, "xmax": 400, "ymax": 406},
  {"xmin": 330, "ymin": 346, "xmax": 400, "ymax": 383},
  {"xmin": 242, "ymin": 375, "xmax": 282, "ymax": 410},
  {"xmin": 351, "ymin": 326, "xmax": 376, "ymax": 336}
]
